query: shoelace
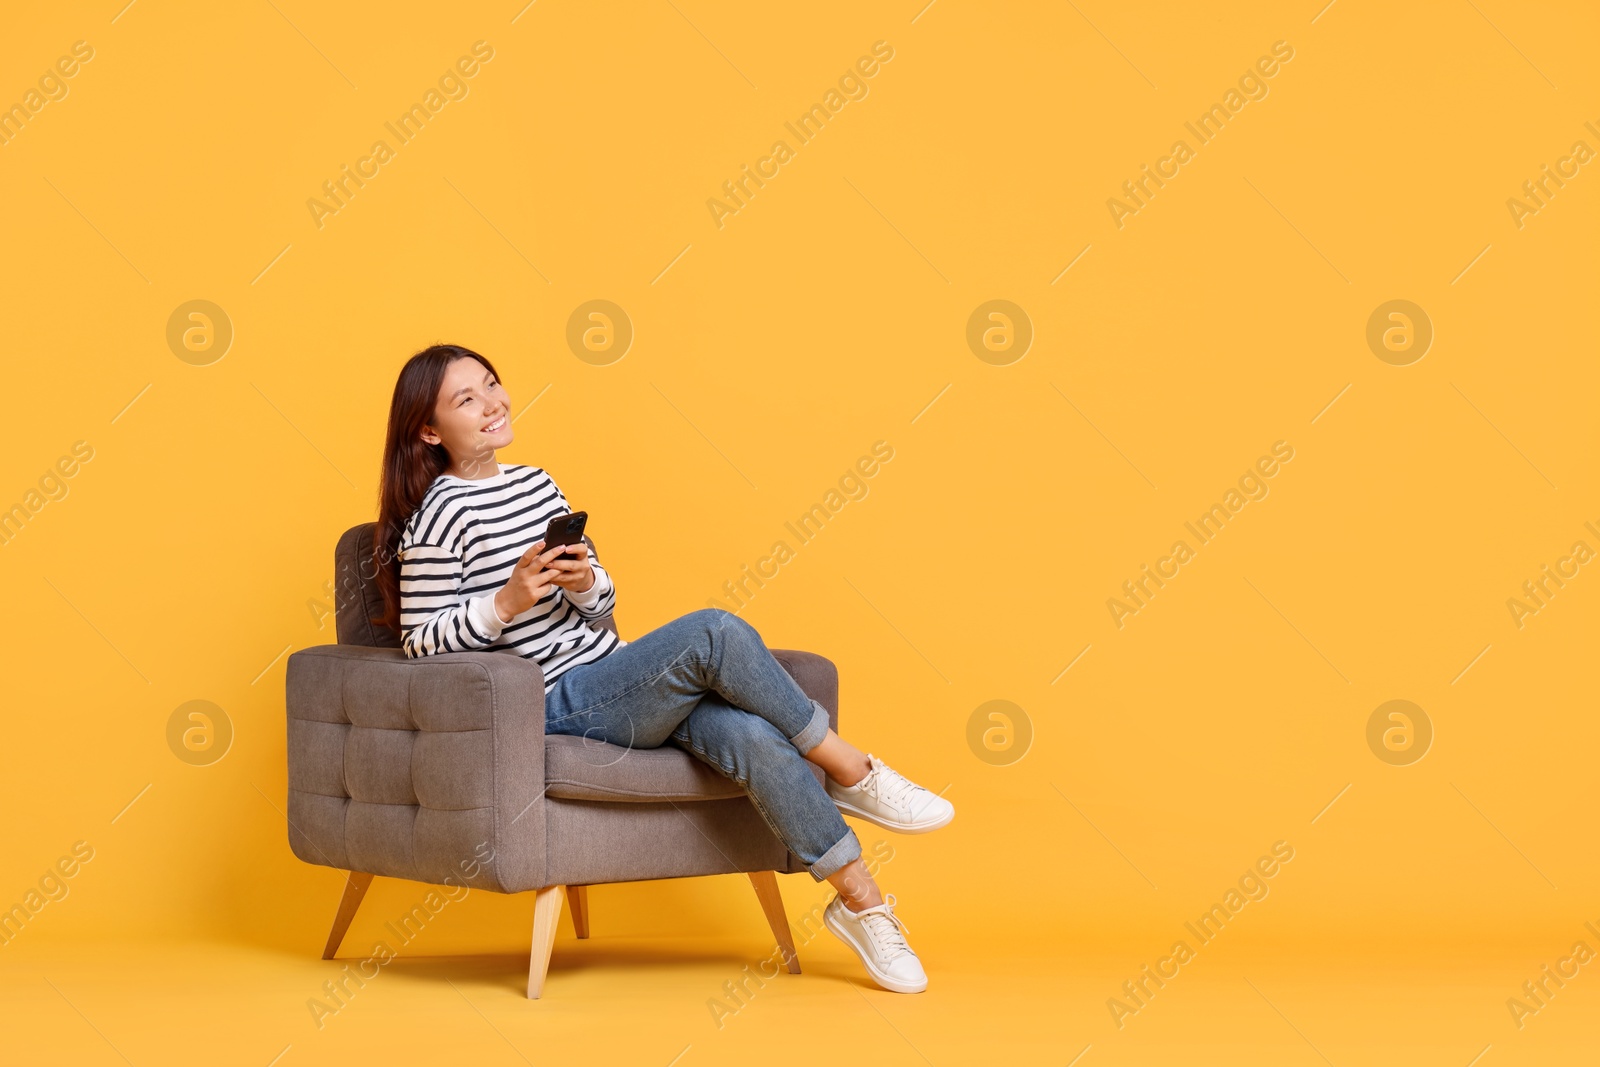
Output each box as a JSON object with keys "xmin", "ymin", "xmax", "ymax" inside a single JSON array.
[
  {"xmin": 864, "ymin": 759, "xmax": 926, "ymax": 816},
  {"xmin": 859, "ymin": 894, "xmax": 916, "ymax": 960}
]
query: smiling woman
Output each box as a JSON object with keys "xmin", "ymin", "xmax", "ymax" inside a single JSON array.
[
  {"xmin": 370, "ymin": 344, "xmax": 624, "ymax": 687},
  {"xmin": 366, "ymin": 341, "xmax": 956, "ymax": 994}
]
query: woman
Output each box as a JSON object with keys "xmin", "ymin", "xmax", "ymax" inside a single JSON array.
[{"xmin": 372, "ymin": 344, "xmax": 953, "ymax": 994}]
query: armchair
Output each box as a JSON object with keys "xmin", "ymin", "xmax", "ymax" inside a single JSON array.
[{"xmin": 284, "ymin": 523, "xmax": 840, "ymax": 997}]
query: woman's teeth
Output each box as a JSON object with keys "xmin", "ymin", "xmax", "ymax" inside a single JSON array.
[{"xmin": 483, "ymin": 416, "xmax": 506, "ymax": 433}]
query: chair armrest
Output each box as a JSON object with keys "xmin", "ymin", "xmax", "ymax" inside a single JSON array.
[{"xmin": 284, "ymin": 644, "xmax": 550, "ymax": 894}]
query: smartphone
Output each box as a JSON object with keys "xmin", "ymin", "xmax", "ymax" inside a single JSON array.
[{"xmin": 542, "ymin": 511, "xmax": 588, "ymax": 557}]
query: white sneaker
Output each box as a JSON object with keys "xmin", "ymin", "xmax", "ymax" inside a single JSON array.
[
  {"xmin": 826, "ymin": 754, "xmax": 954, "ymax": 834},
  {"xmin": 823, "ymin": 893, "xmax": 928, "ymax": 993}
]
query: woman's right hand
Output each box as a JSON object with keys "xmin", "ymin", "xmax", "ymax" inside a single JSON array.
[{"xmin": 493, "ymin": 539, "xmax": 566, "ymax": 623}]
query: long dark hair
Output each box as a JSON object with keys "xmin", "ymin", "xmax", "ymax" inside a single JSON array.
[{"xmin": 372, "ymin": 343, "xmax": 502, "ymax": 635}]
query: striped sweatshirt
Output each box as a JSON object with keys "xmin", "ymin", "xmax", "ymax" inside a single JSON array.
[{"xmin": 398, "ymin": 462, "xmax": 627, "ymax": 691}]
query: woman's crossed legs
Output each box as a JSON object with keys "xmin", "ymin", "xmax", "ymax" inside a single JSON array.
[
  {"xmin": 543, "ymin": 607, "xmax": 872, "ymax": 891},
  {"xmin": 543, "ymin": 606, "xmax": 942, "ymax": 992}
]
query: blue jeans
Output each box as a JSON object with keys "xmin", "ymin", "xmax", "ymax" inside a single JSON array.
[{"xmin": 543, "ymin": 607, "xmax": 862, "ymax": 881}]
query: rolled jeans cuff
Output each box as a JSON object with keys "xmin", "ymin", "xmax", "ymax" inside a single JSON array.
[
  {"xmin": 807, "ymin": 825, "xmax": 862, "ymax": 882},
  {"xmin": 788, "ymin": 698, "xmax": 830, "ymax": 755}
]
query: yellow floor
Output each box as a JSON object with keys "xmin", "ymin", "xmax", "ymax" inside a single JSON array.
[{"xmin": 5, "ymin": 926, "xmax": 1597, "ymax": 1065}]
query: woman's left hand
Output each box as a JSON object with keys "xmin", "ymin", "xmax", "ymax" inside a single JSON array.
[{"xmin": 544, "ymin": 541, "xmax": 596, "ymax": 594}]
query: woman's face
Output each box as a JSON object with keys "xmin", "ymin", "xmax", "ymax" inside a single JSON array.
[{"xmin": 420, "ymin": 358, "xmax": 512, "ymax": 478}]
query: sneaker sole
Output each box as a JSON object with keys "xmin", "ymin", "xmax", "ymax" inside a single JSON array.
[
  {"xmin": 822, "ymin": 905, "xmax": 929, "ymax": 994},
  {"xmin": 829, "ymin": 797, "xmax": 954, "ymax": 835}
]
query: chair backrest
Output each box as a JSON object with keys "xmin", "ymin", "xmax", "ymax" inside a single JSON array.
[{"xmin": 334, "ymin": 522, "xmax": 616, "ymax": 648}]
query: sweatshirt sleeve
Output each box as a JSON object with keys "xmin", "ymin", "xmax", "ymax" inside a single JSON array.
[
  {"xmin": 399, "ymin": 536, "xmax": 507, "ymax": 657},
  {"xmin": 565, "ymin": 564, "xmax": 613, "ymax": 613}
]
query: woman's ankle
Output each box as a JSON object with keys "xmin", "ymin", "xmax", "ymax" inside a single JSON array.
[
  {"xmin": 820, "ymin": 748, "xmax": 871, "ymax": 787},
  {"xmin": 826, "ymin": 764, "xmax": 866, "ymax": 787},
  {"xmin": 812, "ymin": 735, "xmax": 876, "ymax": 783},
  {"xmin": 827, "ymin": 859, "xmax": 883, "ymax": 910}
]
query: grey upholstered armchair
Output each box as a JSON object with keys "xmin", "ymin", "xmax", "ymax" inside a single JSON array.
[{"xmin": 284, "ymin": 522, "xmax": 841, "ymax": 997}]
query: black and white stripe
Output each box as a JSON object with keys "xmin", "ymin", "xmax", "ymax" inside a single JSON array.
[{"xmin": 399, "ymin": 463, "xmax": 625, "ymax": 691}]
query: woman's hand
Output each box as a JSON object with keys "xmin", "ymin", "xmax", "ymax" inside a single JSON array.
[
  {"xmin": 544, "ymin": 540, "xmax": 596, "ymax": 594},
  {"xmin": 492, "ymin": 539, "xmax": 575, "ymax": 623}
]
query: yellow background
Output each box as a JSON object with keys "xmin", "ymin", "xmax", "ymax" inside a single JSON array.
[{"xmin": 2, "ymin": 0, "xmax": 1596, "ymax": 1063}]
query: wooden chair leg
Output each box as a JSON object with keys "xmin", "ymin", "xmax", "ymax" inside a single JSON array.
[
  {"xmin": 322, "ymin": 871, "xmax": 374, "ymax": 960},
  {"xmin": 565, "ymin": 885, "xmax": 590, "ymax": 939},
  {"xmin": 747, "ymin": 871, "xmax": 801, "ymax": 974},
  {"xmin": 528, "ymin": 885, "xmax": 565, "ymax": 999}
]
